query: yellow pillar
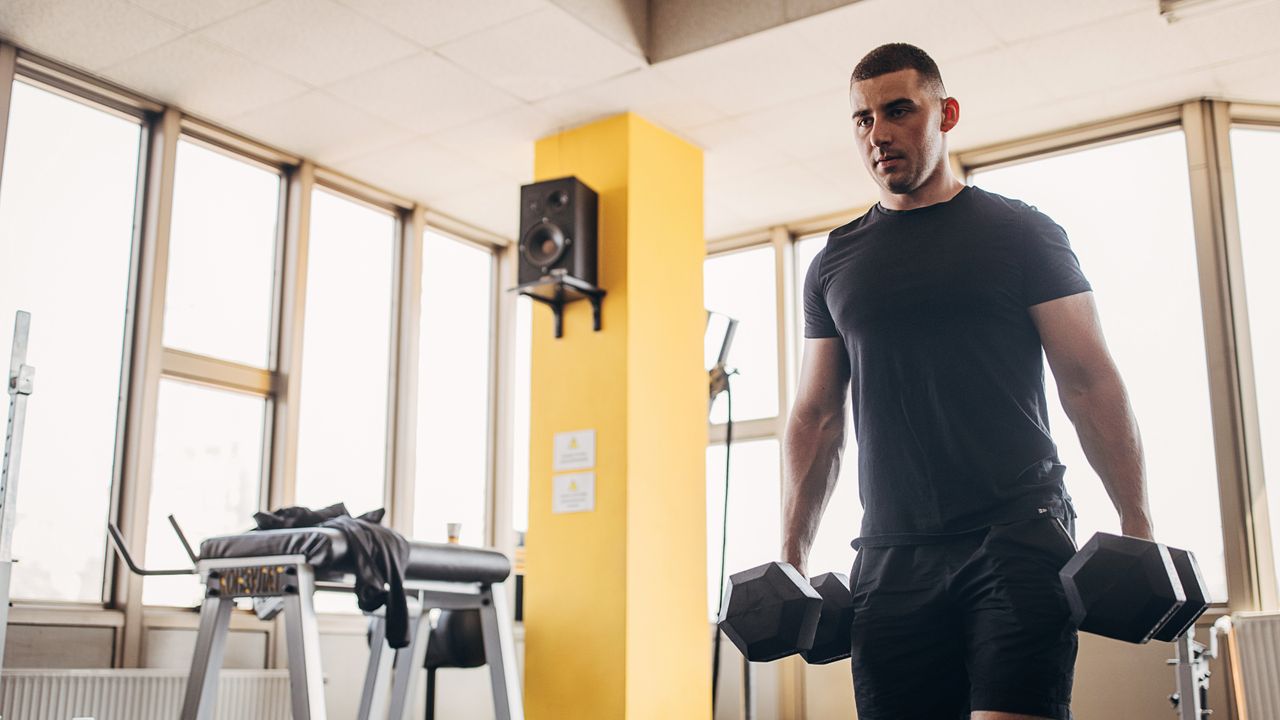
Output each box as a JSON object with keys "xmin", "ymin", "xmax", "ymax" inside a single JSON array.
[{"xmin": 524, "ymin": 113, "xmax": 709, "ymax": 719}]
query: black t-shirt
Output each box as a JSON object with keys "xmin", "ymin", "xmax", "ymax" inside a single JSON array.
[{"xmin": 803, "ymin": 185, "xmax": 1092, "ymax": 548}]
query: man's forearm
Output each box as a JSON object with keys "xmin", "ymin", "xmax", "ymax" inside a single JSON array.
[
  {"xmin": 1060, "ymin": 369, "xmax": 1152, "ymax": 538},
  {"xmin": 781, "ymin": 410, "xmax": 846, "ymax": 575}
]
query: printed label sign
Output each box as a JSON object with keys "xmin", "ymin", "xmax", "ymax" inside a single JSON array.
[
  {"xmin": 553, "ymin": 472, "xmax": 595, "ymax": 514},
  {"xmin": 553, "ymin": 429, "xmax": 596, "ymax": 471}
]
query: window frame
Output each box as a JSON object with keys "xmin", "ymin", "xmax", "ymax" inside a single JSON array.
[{"xmin": 0, "ymin": 42, "xmax": 511, "ymax": 669}]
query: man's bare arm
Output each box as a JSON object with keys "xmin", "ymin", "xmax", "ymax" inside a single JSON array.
[
  {"xmin": 1030, "ymin": 292, "xmax": 1153, "ymax": 539},
  {"xmin": 782, "ymin": 337, "xmax": 852, "ymax": 576}
]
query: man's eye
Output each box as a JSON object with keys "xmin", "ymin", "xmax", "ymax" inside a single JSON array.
[{"xmin": 857, "ymin": 117, "xmax": 872, "ymax": 127}]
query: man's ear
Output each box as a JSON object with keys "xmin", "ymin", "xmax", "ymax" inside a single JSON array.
[{"xmin": 940, "ymin": 97, "xmax": 960, "ymax": 133}]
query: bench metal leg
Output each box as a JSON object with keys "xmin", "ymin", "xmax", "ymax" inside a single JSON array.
[
  {"xmin": 479, "ymin": 584, "xmax": 524, "ymax": 720},
  {"xmin": 388, "ymin": 606, "xmax": 431, "ymax": 720},
  {"xmin": 283, "ymin": 566, "xmax": 327, "ymax": 720},
  {"xmin": 181, "ymin": 594, "xmax": 233, "ymax": 720},
  {"xmin": 357, "ymin": 615, "xmax": 394, "ymax": 720}
]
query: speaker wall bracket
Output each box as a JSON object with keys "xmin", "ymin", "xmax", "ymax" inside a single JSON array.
[{"xmin": 509, "ymin": 271, "xmax": 606, "ymax": 339}]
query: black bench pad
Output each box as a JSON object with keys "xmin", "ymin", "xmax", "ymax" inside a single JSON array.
[{"xmin": 199, "ymin": 528, "xmax": 511, "ymax": 584}]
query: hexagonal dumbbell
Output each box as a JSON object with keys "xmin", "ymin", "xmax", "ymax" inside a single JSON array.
[
  {"xmin": 1059, "ymin": 533, "xmax": 1209, "ymax": 644},
  {"xmin": 717, "ymin": 562, "xmax": 854, "ymax": 664}
]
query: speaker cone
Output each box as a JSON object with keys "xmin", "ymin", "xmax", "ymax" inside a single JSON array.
[{"xmin": 520, "ymin": 219, "xmax": 568, "ymax": 270}]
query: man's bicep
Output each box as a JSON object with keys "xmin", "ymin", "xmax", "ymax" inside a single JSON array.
[
  {"xmin": 793, "ymin": 337, "xmax": 851, "ymax": 420},
  {"xmin": 1029, "ymin": 291, "xmax": 1116, "ymax": 390}
]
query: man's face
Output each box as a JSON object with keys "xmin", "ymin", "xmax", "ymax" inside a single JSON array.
[{"xmin": 849, "ymin": 69, "xmax": 956, "ymax": 195}]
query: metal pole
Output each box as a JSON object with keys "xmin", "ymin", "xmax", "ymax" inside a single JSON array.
[
  {"xmin": 0, "ymin": 310, "xmax": 35, "ymax": 677},
  {"xmin": 740, "ymin": 657, "xmax": 755, "ymax": 720}
]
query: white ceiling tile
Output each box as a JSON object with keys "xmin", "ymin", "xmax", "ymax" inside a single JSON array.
[
  {"xmin": 230, "ymin": 90, "xmax": 413, "ymax": 162},
  {"xmin": 786, "ymin": 0, "xmax": 1005, "ymax": 83},
  {"xmin": 653, "ymin": 28, "xmax": 837, "ymax": 117},
  {"xmin": 681, "ymin": 117, "xmax": 793, "ymax": 181},
  {"xmin": 940, "ymin": 46, "xmax": 1042, "ymax": 124},
  {"xmin": 968, "ymin": 0, "xmax": 1150, "ymax": 45},
  {"xmin": 704, "ymin": 194, "xmax": 747, "ymax": 241},
  {"xmin": 1009, "ymin": 9, "xmax": 1215, "ymax": 107},
  {"xmin": 0, "ymin": 0, "xmax": 183, "ymax": 71},
  {"xmin": 432, "ymin": 103, "xmax": 566, "ymax": 180},
  {"xmin": 325, "ymin": 52, "xmax": 521, "ymax": 135},
  {"xmin": 199, "ymin": 0, "xmax": 420, "ymax": 86},
  {"xmin": 712, "ymin": 162, "xmax": 838, "ymax": 230},
  {"xmin": 101, "ymin": 35, "xmax": 307, "ymax": 122},
  {"xmin": 800, "ymin": 149, "xmax": 880, "ymax": 210},
  {"xmin": 1167, "ymin": 0, "xmax": 1280, "ymax": 67},
  {"xmin": 435, "ymin": 6, "xmax": 644, "ymax": 102},
  {"xmin": 1214, "ymin": 51, "xmax": 1280, "ymax": 104},
  {"xmin": 127, "ymin": 0, "xmax": 271, "ymax": 30},
  {"xmin": 1091, "ymin": 69, "xmax": 1221, "ymax": 117},
  {"xmin": 535, "ymin": 66, "xmax": 727, "ymax": 131},
  {"xmin": 333, "ymin": 136, "xmax": 499, "ymax": 202},
  {"xmin": 334, "ymin": 0, "xmax": 545, "ymax": 48},
  {"xmin": 737, "ymin": 88, "xmax": 854, "ymax": 162},
  {"xmin": 429, "ymin": 179, "xmax": 523, "ymax": 240}
]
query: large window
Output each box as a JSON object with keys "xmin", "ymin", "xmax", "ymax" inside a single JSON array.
[
  {"xmin": 294, "ymin": 189, "xmax": 396, "ymax": 514},
  {"xmin": 143, "ymin": 137, "xmax": 282, "ymax": 606},
  {"xmin": 162, "ymin": 139, "xmax": 281, "ymax": 367},
  {"xmin": 0, "ymin": 81, "xmax": 142, "ymax": 603},
  {"xmin": 414, "ymin": 230, "xmax": 493, "ymax": 546},
  {"xmin": 1231, "ymin": 126, "xmax": 1280, "ymax": 586},
  {"xmin": 974, "ymin": 130, "xmax": 1227, "ymax": 600},
  {"xmin": 143, "ymin": 380, "xmax": 267, "ymax": 606},
  {"xmin": 704, "ymin": 247, "xmax": 779, "ymax": 423},
  {"xmin": 706, "ymin": 439, "xmax": 781, "ymax": 620},
  {"xmin": 794, "ymin": 234, "xmax": 862, "ymax": 579}
]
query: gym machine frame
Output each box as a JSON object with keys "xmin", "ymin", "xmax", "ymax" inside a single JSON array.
[
  {"xmin": 109, "ymin": 523, "xmax": 523, "ymax": 720},
  {"xmin": 0, "ymin": 311, "xmax": 33, "ymax": 692}
]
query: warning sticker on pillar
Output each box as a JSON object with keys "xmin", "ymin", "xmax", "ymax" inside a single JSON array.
[
  {"xmin": 552, "ymin": 472, "xmax": 595, "ymax": 514},
  {"xmin": 553, "ymin": 429, "xmax": 595, "ymax": 471}
]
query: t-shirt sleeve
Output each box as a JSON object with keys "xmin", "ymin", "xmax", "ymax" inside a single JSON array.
[
  {"xmin": 803, "ymin": 247, "xmax": 839, "ymax": 338},
  {"xmin": 1021, "ymin": 209, "xmax": 1092, "ymax": 306}
]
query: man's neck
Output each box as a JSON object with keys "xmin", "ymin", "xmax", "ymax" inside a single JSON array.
[{"xmin": 878, "ymin": 168, "xmax": 966, "ymax": 212}]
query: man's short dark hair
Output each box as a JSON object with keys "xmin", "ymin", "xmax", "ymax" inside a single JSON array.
[{"xmin": 851, "ymin": 43, "xmax": 946, "ymax": 98}]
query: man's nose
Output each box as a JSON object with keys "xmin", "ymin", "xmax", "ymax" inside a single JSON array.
[{"xmin": 870, "ymin": 124, "xmax": 893, "ymax": 150}]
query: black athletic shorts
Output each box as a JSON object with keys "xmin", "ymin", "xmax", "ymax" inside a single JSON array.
[{"xmin": 849, "ymin": 517, "xmax": 1079, "ymax": 720}]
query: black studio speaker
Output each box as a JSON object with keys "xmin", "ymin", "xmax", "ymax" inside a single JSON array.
[{"xmin": 517, "ymin": 176, "xmax": 598, "ymax": 286}]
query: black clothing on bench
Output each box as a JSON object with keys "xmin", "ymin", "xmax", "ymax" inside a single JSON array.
[{"xmin": 255, "ymin": 503, "xmax": 411, "ymax": 648}]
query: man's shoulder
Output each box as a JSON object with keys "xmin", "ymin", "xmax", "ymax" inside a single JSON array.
[
  {"xmin": 967, "ymin": 186, "xmax": 1053, "ymax": 225},
  {"xmin": 827, "ymin": 206, "xmax": 877, "ymax": 241}
]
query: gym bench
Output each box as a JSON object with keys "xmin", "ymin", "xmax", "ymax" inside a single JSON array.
[{"xmin": 111, "ymin": 524, "xmax": 523, "ymax": 720}]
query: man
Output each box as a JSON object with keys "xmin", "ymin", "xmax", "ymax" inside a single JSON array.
[{"xmin": 781, "ymin": 43, "xmax": 1154, "ymax": 720}]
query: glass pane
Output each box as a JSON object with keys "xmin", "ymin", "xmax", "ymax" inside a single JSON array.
[
  {"xmin": 974, "ymin": 130, "xmax": 1226, "ymax": 600},
  {"xmin": 513, "ymin": 296, "xmax": 532, "ymax": 536},
  {"xmin": 144, "ymin": 380, "xmax": 266, "ymax": 606},
  {"xmin": 793, "ymin": 234, "xmax": 864, "ymax": 579},
  {"xmin": 704, "ymin": 246, "xmax": 779, "ymax": 423},
  {"xmin": 414, "ymin": 231, "xmax": 492, "ymax": 546},
  {"xmin": 0, "ymin": 81, "xmax": 141, "ymax": 602},
  {"xmin": 163, "ymin": 139, "xmax": 281, "ymax": 367},
  {"xmin": 706, "ymin": 439, "xmax": 781, "ymax": 620},
  {"xmin": 294, "ymin": 189, "xmax": 395, "ymax": 514},
  {"xmin": 1231, "ymin": 126, "xmax": 1280, "ymax": 588}
]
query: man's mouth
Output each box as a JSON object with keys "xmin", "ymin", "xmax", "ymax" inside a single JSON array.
[{"xmin": 877, "ymin": 156, "xmax": 903, "ymax": 169}]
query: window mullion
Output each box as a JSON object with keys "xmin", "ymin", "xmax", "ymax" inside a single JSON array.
[
  {"xmin": 114, "ymin": 107, "xmax": 180, "ymax": 668},
  {"xmin": 1181, "ymin": 99, "xmax": 1267, "ymax": 612},
  {"xmin": 268, "ymin": 161, "xmax": 315, "ymax": 512},
  {"xmin": 388, "ymin": 206, "xmax": 425, "ymax": 535}
]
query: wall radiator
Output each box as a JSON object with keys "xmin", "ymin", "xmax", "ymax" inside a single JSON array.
[
  {"xmin": 1228, "ymin": 611, "xmax": 1280, "ymax": 720},
  {"xmin": 0, "ymin": 669, "xmax": 290, "ymax": 720}
]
